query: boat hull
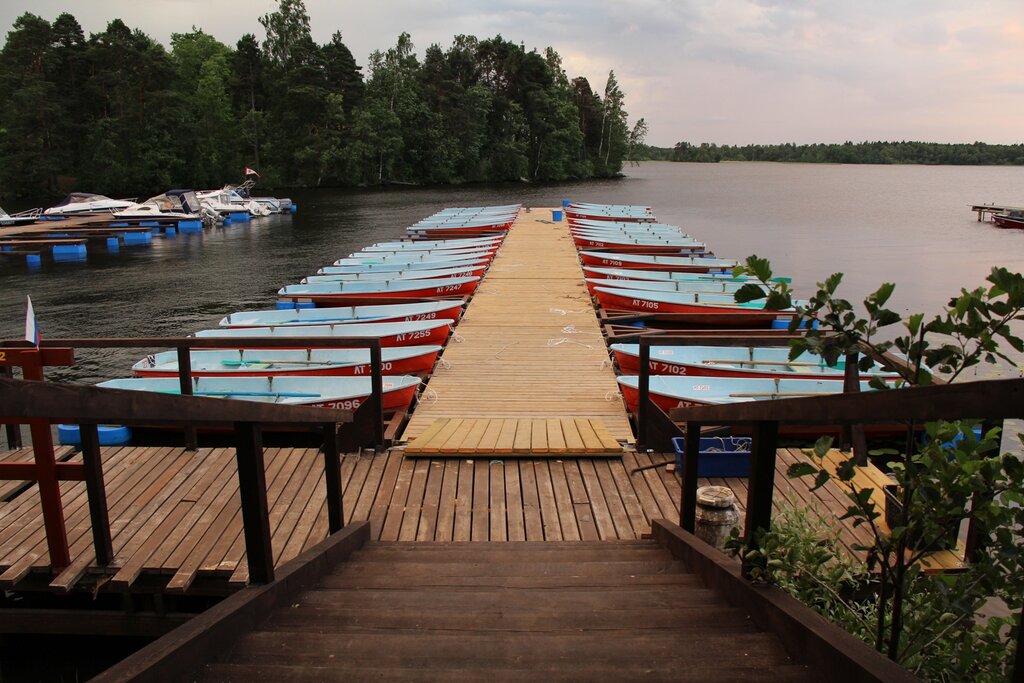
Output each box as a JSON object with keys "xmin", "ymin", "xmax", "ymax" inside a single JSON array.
[
  {"xmin": 594, "ymin": 288, "xmax": 783, "ymax": 325},
  {"xmin": 134, "ymin": 346, "xmax": 441, "ymax": 378},
  {"xmin": 578, "ymin": 252, "xmax": 731, "ymax": 272}
]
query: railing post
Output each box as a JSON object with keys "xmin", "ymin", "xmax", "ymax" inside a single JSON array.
[
  {"xmin": 79, "ymin": 423, "xmax": 114, "ymax": 565},
  {"xmin": 680, "ymin": 421, "xmax": 701, "ymax": 533},
  {"xmin": 842, "ymin": 352, "xmax": 867, "ymax": 464},
  {"xmin": 370, "ymin": 341, "xmax": 384, "ymax": 448},
  {"xmin": 743, "ymin": 420, "xmax": 778, "ymax": 578},
  {"xmin": 322, "ymin": 422, "xmax": 344, "ymax": 533},
  {"xmin": 176, "ymin": 345, "xmax": 198, "ymax": 451},
  {"xmin": 637, "ymin": 339, "xmax": 651, "ymax": 449},
  {"xmin": 22, "ymin": 349, "xmax": 70, "ymax": 570},
  {"xmin": 1, "ymin": 367, "xmax": 21, "ymax": 449},
  {"xmin": 233, "ymin": 421, "xmax": 274, "ymax": 584}
]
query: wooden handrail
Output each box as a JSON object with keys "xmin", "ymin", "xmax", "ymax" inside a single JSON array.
[
  {"xmin": 0, "ymin": 377, "xmax": 353, "ymax": 427},
  {"xmin": 668, "ymin": 377, "xmax": 1024, "ymax": 425}
]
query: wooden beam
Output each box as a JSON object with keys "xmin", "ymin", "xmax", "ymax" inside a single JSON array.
[
  {"xmin": 669, "ymin": 377, "xmax": 1024, "ymax": 425},
  {"xmin": 322, "ymin": 423, "xmax": 344, "ymax": 533},
  {"xmin": 233, "ymin": 422, "xmax": 274, "ymax": 585},
  {"xmin": 681, "ymin": 422, "xmax": 700, "ymax": 533},
  {"xmin": 0, "ymin": 377, "xmax": 352, "ymax": 427},
  {"xmin": 79, "ymin": 423, "xmax": 114, "ymax": 566},
  {"xmin": 743, "ymin": 421, "xmax": 778, "ymax": 577}
]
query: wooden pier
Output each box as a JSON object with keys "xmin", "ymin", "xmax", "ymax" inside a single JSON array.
[
  {"xmin": 970, "ymin": 202, "xmax": 1024, "ymax": 221},
  {"xmin": 399, "ymin": 209, "xmax": 633, "ymax": 449}
]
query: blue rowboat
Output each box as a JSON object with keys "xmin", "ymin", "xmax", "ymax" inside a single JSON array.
[
  {"xmin": 220, "ymin": 301, "xmax": 464, "ymax": 327},
  {"xmin": 98, "ymin": 375, "xmax": 423, "ymax": 411},
  {"xmin": 320, "ymin": 257, "xmax": 489, "ymax": 274},
  {"xmin": 610, "ymin": 344, "xmax": 903, "ymax": 380},
  {"xmin": 193, "ymin": 318, "xmax": 454, "ymax": 347},
  {"xmin": 616, "ymin": 375, "xmax": 877, "ymax": 412},
  {"xmin": 133, "ymin": 345, "xmax": 442, "ymax": 378},
  {"xmin": 301, "ymin": 264, "xmax": 486, "ymax": 284}
]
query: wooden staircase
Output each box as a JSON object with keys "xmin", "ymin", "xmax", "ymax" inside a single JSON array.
[{"xmin": 195, "ymin": 539, "xmax": 820, "ymax": 682}]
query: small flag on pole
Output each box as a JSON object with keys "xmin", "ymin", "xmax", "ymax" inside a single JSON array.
[
  {"xmin": 244, "ymin": 167, "xmax": 260, "ymax": 177},
  {"xmin": 24, "ymin": 295, "xmax": 39, "ymax": 347}
]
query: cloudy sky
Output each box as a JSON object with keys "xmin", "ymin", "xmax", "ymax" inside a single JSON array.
[{"xmin": 2, "ymin": 1, "xmax": 1023, "ymax": 147}]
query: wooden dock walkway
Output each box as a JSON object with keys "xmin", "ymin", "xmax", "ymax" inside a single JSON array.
[
  {"xmin": 399, "ymin": 209, "xmax": 633, "ymax": 450},
  {"xmin": 0, "ymin": 443, "xmax": 928, "ymax": 593}
]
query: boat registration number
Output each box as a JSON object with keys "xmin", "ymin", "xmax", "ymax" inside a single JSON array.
[{"xmin": 631, "ymin": 299, "xmax": 660, "ymax": 310}]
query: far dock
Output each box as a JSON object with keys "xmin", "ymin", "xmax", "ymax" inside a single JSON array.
[{"xmin": 970, "ymin": 202, "xmax": 1024, "ymax": 221}]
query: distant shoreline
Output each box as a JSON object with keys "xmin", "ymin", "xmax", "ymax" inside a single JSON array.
[{"xmin": 635, "ymin": 140, "xmax": 1024, "ymax": 166}]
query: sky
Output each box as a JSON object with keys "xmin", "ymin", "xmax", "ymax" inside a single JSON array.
[{"xmin": 2, "ymin": 0, "xmax": 1023, "ymax": 147}]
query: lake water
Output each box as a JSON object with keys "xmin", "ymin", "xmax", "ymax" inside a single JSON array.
[{"xmin": 3, "ymin": 161, "xmax": 1024, "ymax": 384}]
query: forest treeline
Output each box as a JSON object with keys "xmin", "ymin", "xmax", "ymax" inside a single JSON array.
[
  {"xmin": 635, "ymin": 140, "xmax": 1024, "ymax": 165},
  {"xmin": 0, "ymin": 0, "xmax": 644, "ymax": 201}
]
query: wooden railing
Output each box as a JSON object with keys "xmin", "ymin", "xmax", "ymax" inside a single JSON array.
[
  {"xmin": 635, "ymin": 357, "xmax": 1024, "ymax": 681},
  {"xmin": 0, "ymin": 332, "xmax": 395, "ymax": 585},
  {"xmin": 1, "ymin": 336, "xmax": 388, "ymax": 449}
]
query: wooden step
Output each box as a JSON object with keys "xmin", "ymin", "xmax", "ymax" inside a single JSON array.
[
  {"xmin": 263, "ymin": 604, "xmax": 754, "ymax": 634},
  {"xmin": 199, "ymin": 662, "xmax": 820, "ymax": 683},
  {"xmin": 295, "ymin": 586, "xmax": 726, "ymax": 612},
  {"xmin": 198, "ymin": 537, "xmax": 812, "ymax": 682},
  {"xmin": 223, "ymin": 631, "xmax": 795, "ymax": 668},
  {"xmin": 331, "ymin": 559, "xmax": 687, "ymax": 579}
]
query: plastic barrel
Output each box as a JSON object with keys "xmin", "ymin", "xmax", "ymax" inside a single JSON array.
[
  {"xmin": 552, "ymin": 210, "xmax": 563, "ymax": 222},
  {"xmin": 58, "ymin": 424, "xmax": 132, "ymax": 446},
  {"xmin": 276, "ymin": 300, "xmax": 316, "ymax": 310},
  {"xmin": 106, "ymin": 237, "xmax": 119, "ymax": 251},
  {"xmin": 26, "ymin": 253, "xmax": 41, "ymax": 267},
  {"xmin": 562, "ymin": 199, "xmax": 571, "ymax": 207}
]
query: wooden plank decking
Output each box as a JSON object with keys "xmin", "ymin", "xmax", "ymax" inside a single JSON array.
[
  {"xmin": 399, "ymin": 209, "xmax": 632, "ymax": 449},
  {"xmin": 0, "ymin": 442, "xmax": 961, "ymax": 593}
]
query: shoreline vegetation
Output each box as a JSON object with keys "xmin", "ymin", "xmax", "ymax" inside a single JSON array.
[
  {"xmin": 637, "ymin": 140, "xmax": 1024, "ymax": 166},
  {"xmin": 0, "ymin": 0, "xmax": 642, "ymax": 203}
]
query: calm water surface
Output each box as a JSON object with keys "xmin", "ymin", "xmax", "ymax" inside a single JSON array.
[{"xmin": 3, "ymin": 161, "xmax": 1023, "ymax": 383}]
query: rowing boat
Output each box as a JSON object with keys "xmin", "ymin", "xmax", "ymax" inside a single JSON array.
[
  {"xmin": 333, "ymin": 251, "xmax": 495, "ymax": 266},
  {"xmin": 571, "ymin": 235, "xmax": 706, "ymax": 252},
  {"xmin": 616, "ymin": 375, "xmax": 877, "ymax": 412},
  {"xmin": 193, "ymin": 318, "xmax": 454, "ymax": 347},
  {"xmin": 98, "ymin": 375, "xmax": 423, "ymax": 411},
  {"xmin": 364, "ymin": 237, "xmax": 504, "ymax": 251},
  {"xmin": 132, "ymin": 345, "xmax": 442, "ymax": 377},
  {"xmin": 578, "ymin": 251, "xmax": 736, "ymax": 272},
  {"xmin": 610, "ymin": 344, "xmax": 902, "ymax": 380},
  {"xmin": 220, "ymin": 301, "xmax": 464, "ymax": 327},
  {"xmin": 320, "ymin": 257, "xmax": 489, "ymax": 274},
  {"xmin": 349, "ymin": 245, "xmax": 499, "ymax": 259},
  {"xmin": 279, "ymin": 276, "xmax": 480, "ymax": 302},
  {"xmin": 301, "ymin": 264, "xmax": 487, "ymax": 283},
  {"xmin": 584, "ymin": 278, "xmax": 745, "ymax": 296},
  {"xmin": 582, "ymin": 266, "xmax": 790, "ymax": 284}
]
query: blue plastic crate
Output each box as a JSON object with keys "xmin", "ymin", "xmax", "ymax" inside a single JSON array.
[{"xmin": 672, "ymin": 436, "xmax": 752, "ymax": 477}]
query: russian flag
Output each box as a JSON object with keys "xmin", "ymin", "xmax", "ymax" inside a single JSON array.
[{"xmin": 24, "ymin": 295, "xmax": 39, "ymax": 347}]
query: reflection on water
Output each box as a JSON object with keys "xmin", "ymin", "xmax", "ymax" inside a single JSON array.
[{"xmin": 2, "ymin": 162, "xmax": 1024, "ymax": 385}]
